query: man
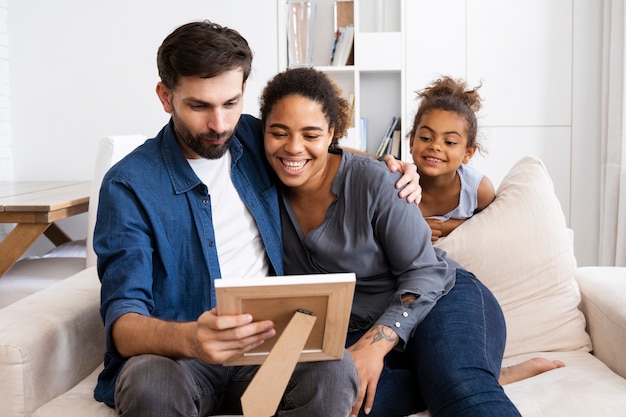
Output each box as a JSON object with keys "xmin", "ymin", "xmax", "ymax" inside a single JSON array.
[{"xmin": 93, "ymin": 20, "xmax": 418, "ymax": 417}]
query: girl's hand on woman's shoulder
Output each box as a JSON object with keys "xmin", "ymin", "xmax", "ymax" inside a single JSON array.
[{"xmin": 381, "ymin": 155, "xmax": 422, "ymax": 205}]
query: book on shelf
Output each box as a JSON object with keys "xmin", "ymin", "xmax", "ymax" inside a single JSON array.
[
  {"xmin": 385, "ymin": 119, "xmax": 402, "ymax": 159},
  {"xmin": 330, "ymin": 0, "xmax": 354, "ymax": 66},
  {"xmin": 330, "ymin": 24, "xmax": 354, "ymax": 66},
  {"xmin": 375, "ymin": 116, "xmax": 399, "ymax": 157},
  {"xmin": 389, "ymin": 128, "xmax": 402, "ymax": 159},
  {"xmin": 329, "ymin": 31, "xmax": 340, "ymax": 66}
]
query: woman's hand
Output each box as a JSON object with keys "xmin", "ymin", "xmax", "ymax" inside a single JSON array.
[{"xmin": 347, "ymin": 324, "xmax": 399, "ymax": 417}]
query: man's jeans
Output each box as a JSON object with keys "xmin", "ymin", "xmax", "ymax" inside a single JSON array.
[
  {"xmin": 115, "ymin": 351, "xmax": 358, "ymax": 417},
  {"xmin": 346, "ymin": 269, "xmax": 522, "ymax": 417}
]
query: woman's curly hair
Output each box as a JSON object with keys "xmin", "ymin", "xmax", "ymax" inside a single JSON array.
[{"xmin": 259, "ymin": 67, "xmax": 351, "ymax": 148}]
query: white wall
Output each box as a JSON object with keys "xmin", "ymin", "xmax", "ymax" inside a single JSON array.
[
  {"xmin": 6, "ymin": 0, "xmax": 279, "ymax": 255},
  {"xmin": 0, "ymin": 0, "xmax": 13, "ymax": 243},
  {"xmin": 404, "ymin": 0, "xmax": 602, "ymax": 266},
  {"xmin": 0, "ymin": 0, "xmax": 11, "ymax": 180},
  {"xmin": 8, "ymin": 0, "xmax": 278, "ymax": 181}
]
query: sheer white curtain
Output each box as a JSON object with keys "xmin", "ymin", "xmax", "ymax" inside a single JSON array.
[{"xmin": 600, "ymin": 0, "xmax": 626, "ymax": 266}]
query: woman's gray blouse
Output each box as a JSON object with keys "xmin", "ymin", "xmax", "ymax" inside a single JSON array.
[{"xmin": 280, "ymin": 150, "xmax": 458, "ymax": 348}]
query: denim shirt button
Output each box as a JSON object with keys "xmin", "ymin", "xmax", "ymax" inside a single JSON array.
[
  {"xmin": 202, "ymin": 199, "xmax": 209, "ymax": 205},
  {"xmin": 209, "ymin": 241, "xmax": 215, "ymax": 247},
  {"xmin": 394, "ymin": 322, "xmax": 401, "ymax": 328},
  {"xmin": 402, "ymin": 312, "xmax": 409, "ymax": 317}
]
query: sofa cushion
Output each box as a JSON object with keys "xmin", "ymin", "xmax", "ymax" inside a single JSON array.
[
  {"xmin": 576, "ymin": 266, "xmax": 626, "ymax": 378},
  {"xmin": 410, "ymin": 350, "xmax": 626, "ymax": 417},
  {"xmin": 33, "ymin": 365, "xmax": 244, "ymax": 417},
  {"xmin": 0, "ymin": 257, "xmax": 86, "ymax": 308},
  {"xmin": 434, "ymin": 156, "xmax": 592, "ymax": 357},
  {"xmin": 36, "ymin": 351, "xmax": 626, "ymax": 417},
  {"xmin": 32, "ymin": 366, "xmax": 117, "ymax": 417},
  {"xmin": 0, "ymin": 267, "xmax": 104, "ymax": 417},
  {"xmin": 502, "ymin": 351, "xmax": 626, "ymax": 416}
]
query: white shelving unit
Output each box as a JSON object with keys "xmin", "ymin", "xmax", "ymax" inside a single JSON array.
[{"xmin": 277, "ymin": 0, "xmax": 408, "ymax": 159}]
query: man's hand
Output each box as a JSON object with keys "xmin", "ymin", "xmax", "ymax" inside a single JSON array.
[
  {"xmin": 193, "ymin": 309, "xmax": 276, "ymax": 364},
  {"xmin": 111, "ymin": 311, "xmax": 275, "ymax": 365},
  {"xmin": 382, "ymin": 155, "xmax": 422, "ymax": 205}
]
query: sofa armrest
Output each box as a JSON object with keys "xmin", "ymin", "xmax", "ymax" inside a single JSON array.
[
  {"xmin": 576, "ymin": 266, "xmax": 626, "ymax": 379},
  {"xmin": 0, "ymin": 267, "xmax": 104, "ymax": 417}
]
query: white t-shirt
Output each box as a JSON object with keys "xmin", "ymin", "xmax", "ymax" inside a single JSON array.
[{"xmin": 187, "ymin": 152, "xmax": 268, "ymax": 279}]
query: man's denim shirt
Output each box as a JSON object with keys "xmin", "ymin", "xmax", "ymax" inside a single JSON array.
[{"xmin": 93, "ymin": 115, "xmax": 283, "ymax": 406}]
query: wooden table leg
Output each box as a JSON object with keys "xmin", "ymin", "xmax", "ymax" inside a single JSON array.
[
  {"xmin": 241, "ymin": 310, "xmax": 317, "ymax": 417},
  {"xmin": 44, "ymin": 223, "xmax": 72, "ymax": 246},
  {"xmin": 0, "ymin": 223, "xmax": 50, "ymax": 277}
]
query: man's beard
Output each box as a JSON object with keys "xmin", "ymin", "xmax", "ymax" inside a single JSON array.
[{"xmin": 172, "ymin": 111, "xmax": 235, "ymax": 159}]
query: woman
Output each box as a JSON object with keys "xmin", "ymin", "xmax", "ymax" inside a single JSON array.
[{"xmin": 259, "ymin": 67, "xmax": 521, "ymax": 417}]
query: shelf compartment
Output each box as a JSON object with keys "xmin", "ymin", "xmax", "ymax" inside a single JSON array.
[{"xmin": 355, "ymin": 32, "xmax": 402, "ymax": 71}]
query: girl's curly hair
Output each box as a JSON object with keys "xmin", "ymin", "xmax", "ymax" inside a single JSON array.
[{"xmin": 409, "ymin": 76, "xmax": 483, "ymax": 150}]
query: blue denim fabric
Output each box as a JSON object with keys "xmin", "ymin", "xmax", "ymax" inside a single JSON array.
[
  {"xmin": 347, "ymin": 269, "xmax": 521, "ymax": 417},
  {"xmin": 93, "ymin": 115, "xmax": 283, "ymax": 406}
]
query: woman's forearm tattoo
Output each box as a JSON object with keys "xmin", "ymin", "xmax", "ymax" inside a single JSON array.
[
  {"xmin": 350, "ymin": 325, "xmax": 399, "ymax": 352},
  {"xmin": 368, "ymin": 324, "xmax": 398, "ymax": 344}
]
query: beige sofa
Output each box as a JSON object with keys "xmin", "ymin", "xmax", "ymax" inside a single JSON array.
[{"xmin": 2, "ymin": 154, "xmax": 626, "ymax": 417}]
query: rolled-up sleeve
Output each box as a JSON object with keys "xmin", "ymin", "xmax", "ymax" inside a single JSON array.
[{"xmin": 95, "ymin": 175, "xmax": 157, "ymax": 356}]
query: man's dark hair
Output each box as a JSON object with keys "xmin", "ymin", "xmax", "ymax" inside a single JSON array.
[{"xmin": 157, "ymin": 20, "xmax": 253, "ymax": 89}]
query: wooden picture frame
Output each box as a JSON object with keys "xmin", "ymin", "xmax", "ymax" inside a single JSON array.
[{"xmin": 215, "ymin": 273, "xmax": 356, "ymax": 366}]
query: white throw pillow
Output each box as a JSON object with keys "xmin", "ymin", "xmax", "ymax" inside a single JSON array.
[{"xmin": 434, "ymin": 156, "xmax": 592, "ymax": 358}]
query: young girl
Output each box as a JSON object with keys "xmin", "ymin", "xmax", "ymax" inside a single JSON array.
[
  {"xmin": 409, "ymin": 76, "xmax": 494, "ymax": 242},
  {"xmin": 409, "ymin": 75, "xmax": 565, "ymax": 384}
]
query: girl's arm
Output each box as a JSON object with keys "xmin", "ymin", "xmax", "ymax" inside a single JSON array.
[
  {"xmin": 476, "ymin": 175, "xmax": 496, "ymax": 211},
  {"xmin": 435, "ymin": 217, "xmax": 466, "ymax": 240},
  {"xmin": 434, "ymin": 175, "xmax": 496, "ymax": 240}
]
